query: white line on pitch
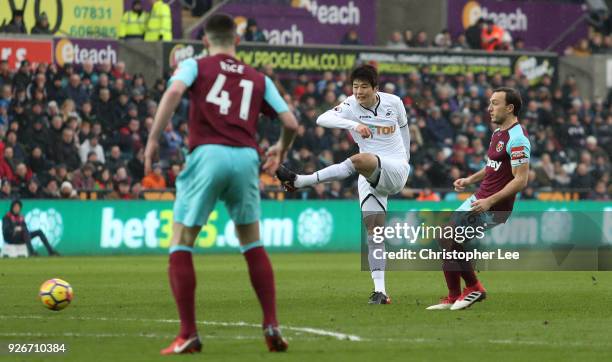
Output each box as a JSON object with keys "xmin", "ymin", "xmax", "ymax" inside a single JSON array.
[{"xmin": 0, "ymin": 315, "xmax": 363, "ymax": 342}]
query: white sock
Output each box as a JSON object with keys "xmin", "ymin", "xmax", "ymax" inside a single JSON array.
[
  {"xmin": 372, "ymin": 270, "xmax": 386, "ymax": 294},
  {"xmin": 294, "ymin": 159, "xmax": 356, "ymax": 188}
]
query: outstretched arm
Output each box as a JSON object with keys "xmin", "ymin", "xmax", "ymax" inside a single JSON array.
[{"xmin": 317, "ymin": 109, "xmax": 372, "ymax": 138}]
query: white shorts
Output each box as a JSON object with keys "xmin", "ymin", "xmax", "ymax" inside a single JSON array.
[{"xmin": 358, "ymin": 156, "xmax": 410, "ymax": 212}]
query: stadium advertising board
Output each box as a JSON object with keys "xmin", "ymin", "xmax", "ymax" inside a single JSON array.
[
  {"xmin": 191, "ymin": 0, "xmax": 376, "ymax": 45},
  {"xmin": 0, "ymin": 38, "xmax": 53, "ymax": 70},
  {"xmin": 0, "ymin": 201, "xmax": 608, "ymax": 259},
  {"xmin": 0, "ymin": 0, "xmax": 122, "ymax": 38},
  {"xmin": 162, "ymin": 42, "xmax": 557, "ymax": 85},
  {"xmin": 447, "ymin": 0, "xmax": 588, "ymax": 52},
  {"xmin": 53, "ymin": 37, "xmax": 119, "ymax": 66}
]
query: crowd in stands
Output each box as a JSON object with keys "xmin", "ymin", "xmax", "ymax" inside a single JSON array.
[
  {"xmin": 0, "ymin": 58, "xmax": 180, "ymax": 200},
  {"xmin": 384, "ymin": 22, "xmax": 612, "ymax": 54},
  {"xmin": 566, "ymin": 13, "xmax": 612, "ymax": 55},
  {"xmin": 0, "ymin": 54, "xmax": 609, "ymax": 201}
]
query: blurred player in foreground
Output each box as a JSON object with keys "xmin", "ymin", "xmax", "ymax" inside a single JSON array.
[
  {"xmin": 145, "ymin": 14, "xmax": 298, "ymax": 353},
  {"xmin": 427, "ymin": 87, "xmax": 530, "ymax": 311},
  {"xmin": 277, "ymin": 64, "xmax": 411, "ymax": 304}
]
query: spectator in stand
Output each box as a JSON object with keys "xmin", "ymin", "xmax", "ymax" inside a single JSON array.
[
  {"xmin": 159, "ymin": 122, "xmax": 182, "ymax": 163},
  {"xmin": 53, "ymin": 128, "xmax": 80, "ymax": 171},
  {"xmin": 93, "ymin": 167, "xmax": 108, "ymax": 190},
  {"xmin": 72, "ymin": 163, "xmax": 96, "ymax": 190},
  {"xmin": 59, "ymin": 181, "xmax": 78, "ymax": 199},
  {"xmin": 465, "ymin": 18, "xmax": 485, "ymax": 49},
  {"xmin": 65, "ymin": 74, "xmax": 88, "ymax": 107},
  {"xmin": 79, "ymin": 136, "xmax": 105, "ymax": 164},
  {"xmin": 590, "ymin": 180, "xmax": 609, "ymax": 200},
  {"xmin": 242, "ymin": 18, "xmax": 267, "ymax": 42},
  {"xmin": 106, "ymin": 145, "xmax": 125, "ymax": 173},
  {"xmin": 404, "ymin": 30, "xmax": 414, "ymax": 47},
  {"xmin": 453, "ymin": 34, "xmax": 469, "ymax": 50},
  {"xmin": 387, "ymin": 31, "xmax": 408, "ymax": 49},
  {"xmin": 566, "ymin": 38, "xmax": 592, "ymax": 56},
  {"xmin": 413, "ymin": 31, "xmax": 429, "ymax": 47},
  {"xmin": 5, "ymin": 130, "xmax": 26, "ymax": 163},
  {"xmin": 341, "ymin": 29, "xmax": 362, "ymax": 45},
  {"xmin": 107, "ymin": 179, "xmax": 134, "ymax": 199},
  {"xmin": 0, "ymin": 60, "xmax": 10, "ymax": 87},
  {"xmin": 0, "ymin": 179, "xmax": 15, "ymax": 199},
  {"xmin": 23, "ymin": 178, "xmax": 42, "ymax": 198},
  {"xmin": 13, "ymin": 61, "xmax": 31, "ymax": 91},
  {"xmin": 117, "ymin": 118, "xmax": 143, "ymax": 155},
  {"xmin": 118, "ymin": 0, "xmax": 148, "ymax": 40},
  {"xmin": 144, "ymin": 0, "xmax": 172, "ymax": 41},
  {"xmin": 128, "ymin": 148, "xmax": 145, "ymax": 182},
  {"xmin": 1, "ymin": 9, "xmax": 27, "ymax": 34},
  {"xmin": 481, "ymin": 20, "xmax": 505, "ymax": 52},
  {"xmin": 12, "ymin": 162, "xmax": 30, "ymax": 195},
  {"xmin": 42, "ymin": 178, "xmax": 59, "ymax": 198},
  {"xmin": 30, "ymin": 12, "xmax": 52, "ymax": 34},
  {"xmin": 142, "ymin": 163, "xmax": 166, "ymax": 189},
  {"xmin": 434, "ymin": 29, "xmax": 452, "ymax": 48}
]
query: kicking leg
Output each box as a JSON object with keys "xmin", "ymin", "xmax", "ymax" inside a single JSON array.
[
  {"xmin": 235, "ymin": 222, "xmax": 287, "ymax": 352},
  {"xmin": 277, "ymin": 153, "xmax": 379, "ymax": 190},
  {"xmin": 161, "ymin": 222, "xmax": 202, "ymax": 355}
]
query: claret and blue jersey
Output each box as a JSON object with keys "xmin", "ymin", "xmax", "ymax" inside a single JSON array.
[
  {"xmin": 475, "ymin": 122, "xmax": 531, "ymax": 212},
  {"xmin": 169, "ymin": 54, "xmax": 288, "ymax": 152}
]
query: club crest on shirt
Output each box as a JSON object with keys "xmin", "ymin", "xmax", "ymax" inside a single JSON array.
[{"xmin": 495, "ymin": 141, "xmax": 504, "ymax": 153}]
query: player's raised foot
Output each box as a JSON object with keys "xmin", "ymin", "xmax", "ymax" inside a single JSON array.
[
  {"xmin": 450, "ymin": 281, "xmax": 487, "ymax": 310},
  {"xmin": 160, "ymin": 335, "xmax": 202, "ymax": 355},
  {"xmin": 264, "ymin": 325, "xmax": 288, "ymax": 352},
  {"xmin": 368, "ymin": 291, "xmax": 391, "ymax": 304},
  {"xmin": 426, "ymin": 295, "xmax": 458, "ymax": 310},
  {"xmin": 276, "ymin": 165, "xmax": 297, "ymax": 192}
]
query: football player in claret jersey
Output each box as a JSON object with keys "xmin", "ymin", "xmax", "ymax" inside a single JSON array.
[
  {"xmin": 427, "ymin": 87, "xmax": 530, "ymax": 311},
  {"xmin": 277, "ymin": 65, "xmax": 411, "ymax": 304},
  {"xmin": 144, "ymin": 14, "xmax": 298, "ymax": 353}
]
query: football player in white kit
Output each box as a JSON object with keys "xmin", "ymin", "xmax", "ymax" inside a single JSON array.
[{"xmin": 277, "ymin": 65, "xmax": 411, "ymax": 304}]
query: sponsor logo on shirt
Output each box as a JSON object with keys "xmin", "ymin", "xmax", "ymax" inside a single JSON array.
[
  {"xmin": 368, "ymin": 125, "xmax": 396, "ymax": 135},
  {"xmin": 487, "ymin": 158, "xmax": 502, "ymax": 171}
]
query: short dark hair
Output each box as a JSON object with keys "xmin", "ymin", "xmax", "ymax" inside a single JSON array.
[
  {"xmin": 204, "ymin": 13, "xmax": 236, "ymax": 47},
  {"xmin": 350, "ymin": 64, "xmax": 378, "ymax": 88},
  {"xmin": 493, "ymin": 87, "xmax": 522, "ymax": 116}
]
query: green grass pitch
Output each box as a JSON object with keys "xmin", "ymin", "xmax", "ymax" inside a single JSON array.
[{"xmin": 1, "ymin": 253, "xmax": 611, "ymax": 361}]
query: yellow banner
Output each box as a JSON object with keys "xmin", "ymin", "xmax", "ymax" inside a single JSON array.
[{"xmin": 0, "ymin": 0, "xmax": 122, "ymax": 38}]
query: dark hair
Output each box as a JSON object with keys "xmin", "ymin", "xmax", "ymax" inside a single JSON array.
[
  {"xmin": 350, "ymin": 64, "xmax": 378, "ymax": 88},
  {"xmin": 493, "ymin": 87, "xmax": 522, "ymax": 116},
  {"xmin": 204, "ymin": 13, "xmax": 236, "ymax": 47}
]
